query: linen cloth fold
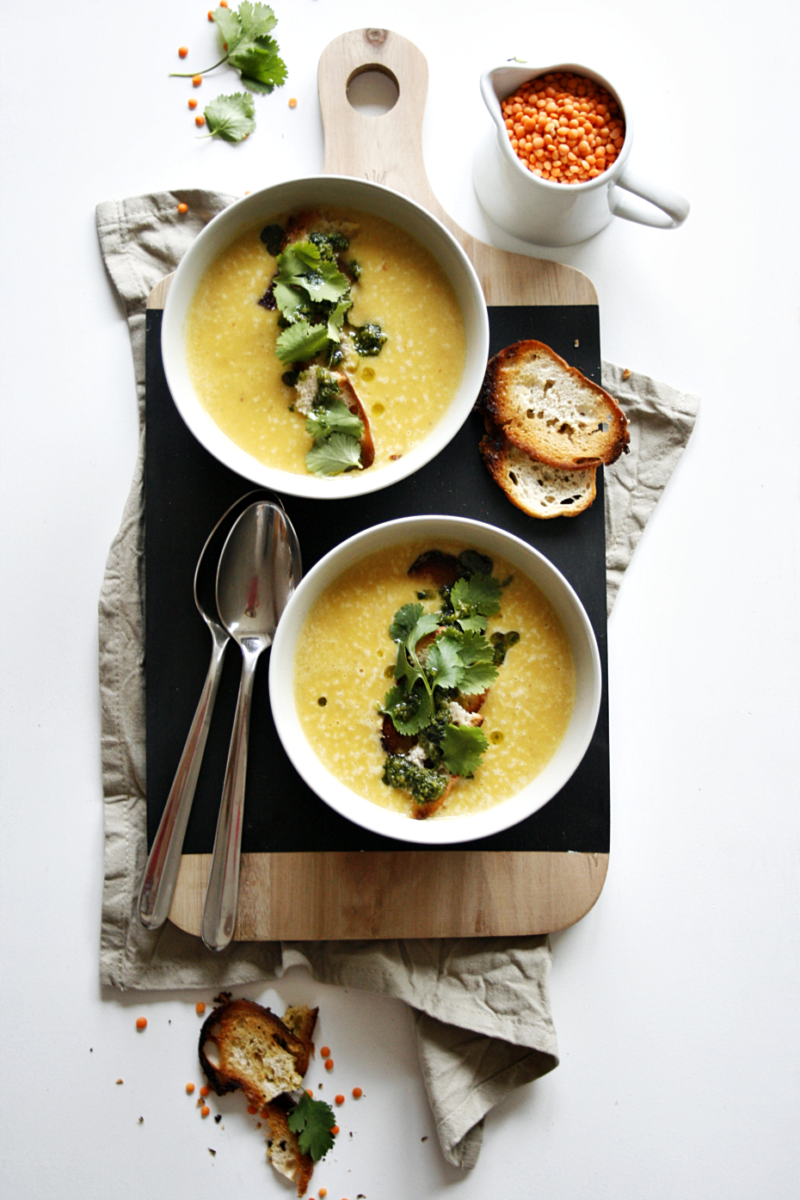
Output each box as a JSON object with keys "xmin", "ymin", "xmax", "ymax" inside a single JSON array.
[{"xmin": 96, "ymin": 189, "xmax": 699, "ymax": 1169}]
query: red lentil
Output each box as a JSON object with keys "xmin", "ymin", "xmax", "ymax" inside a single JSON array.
[
  {"xmin": 188, "ymin": 98, "xmax": 198, "ymax": 110},
  {"xmin": 324, "ymin": 1058, "xmax": 334, "ymax": 1071},
  {"xmin": 288, "ymin": 97, "xmax": 297, "ymax": 109},
  {"xmin": 135, "ymin": 1016, "xmax": 147, "ymax": 1030},
  {"xmin": 192, "ymin": 74, "xmax": 203, "ymax": 87},
  {"xmin": 501, "ymin": 71, "xmax": 624, "ymax": 184},
  {"xmin": 196, "ymin": 1002, "xmax": 206, "ymax": 1015},
  {"xmin": 352, "ymin": 1087, "xmax": 363, "ymax": 1099},
  {"xmin": 178, "ymin": 46, "xmax": 189, "ymax": 59},
  {"xmin": 186, "ymin": 1082, "xmax": 196, "ymax": 1094},
  {"xmin": 320, "ymin": 1046, "xmax": 331, "ymax": 1058},
  {"xmin": 177, "ymin": 203, "xmax": 189, "ymax": 214},
  {"xmin": 201, "ymin": 1105, "xmax": 210, "ymax": 1117},
  {"xmin": 195, "ymin": 115, "xmax": 206, "ymax": 127},
  {"xmin": 200, "ymin": 1085, "xmax": 211, "ymax": 1097},
  {"xmin": 335, "ymin": 1094, "xmax": 345, "ymax": 1105},
  {"xmin": 330, "ymin": 1124, "xmax": 340, "ymax": 1136}
]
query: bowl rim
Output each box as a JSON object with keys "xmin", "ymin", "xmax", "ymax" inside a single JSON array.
[
  {"xmin": 268, "ymin": 514, "xmax": 602, "ymax": 845},
  {"xmin": 161, "ymin": 174, "xmax": 490, "ymax": 500}
]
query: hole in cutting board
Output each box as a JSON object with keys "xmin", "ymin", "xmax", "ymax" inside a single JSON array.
[{"xmin": 347, "ymin": 67, "xmax": 399, "ymax": 115}]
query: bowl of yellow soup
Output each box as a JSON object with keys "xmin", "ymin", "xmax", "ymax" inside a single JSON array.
[
  {"xmin": 269, "ymin": 516, "xmax": 601, "ymax": 844},
  {"xmin": 161, "ymin": 176, "xmax": 489, "ymax": 499}
]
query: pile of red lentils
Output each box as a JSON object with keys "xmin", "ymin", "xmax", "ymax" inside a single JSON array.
[{"xmin": 502, "ymin": 72, "xmax": 625, "ymax": 184}]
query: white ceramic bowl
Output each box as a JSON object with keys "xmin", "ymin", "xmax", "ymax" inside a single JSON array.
[
  {"xmin": 268, "ymin": 516, "xmax": 602, "ymax": 844},
  {"xmin": 161, "ymin": 176, "xmax": 489, "ymax": 500}
]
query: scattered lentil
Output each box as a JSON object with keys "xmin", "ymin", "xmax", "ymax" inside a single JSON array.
[
  {"xmin": 136, "ymin": 1017, "xmax": 148, "ymax": 1030},
  {"xmin": 501, "ymin": 71, "xmax": 624, "ymax": 184},
  {"xmin": 196, "ymin": 1002, "xmax": 206, "ymax": 1015},
  {"xmin": 324, "ymin": 1058, "xmax": 334, "ymax": 1071},
  {"xmin": 195, "ymin": 115, "xmax": 206, "ymax": 127},
  {"xmin": 200, "ymin": 1085, "xmax": 211, "ymax": 1097},
  {"xmin": 178, "ymin": 46, "xmax": 189, "ymax": 58},
  {"xmin": 330, "ymin": 1124, "xmax": 340, "ymax": 1136},
  {"xmin": 192, "ymin": 74, "xmax": 203, "ymax": 87},
  {"xmin": 335, "ymin": 1094, "xmax": 345, "ymax": 1105},
  {"xmin": 289, "ymin": 97, "xmax": 298, "ymax": 108},
  {"xmin": 186, "ymin": 1083, "xmax": 196, "ymax": 1094},
  {"xmin": 320, "ymin": 1046, "xmax": 331, "ymax": 1058},
  {"xmin": 201, "ymin": 1105, "xmax": 211, "ymax": 1118},
  {"xmin": 352, "ymin": 1087, "xmax": 363, "ymax": 1099},
  {"xmin": 188, "ymin": 98, "xmax": 198, "ymax": 109},
  {"xmin": 177, "ymin": 203, "xmax": 189, "ymax": 214}
]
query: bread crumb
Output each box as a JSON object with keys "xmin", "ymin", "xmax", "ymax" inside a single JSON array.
[
  {"xmin": 622, "ymin": 368, "xmax": 631, "ymax": 380},
  {"xmin": 116, "ymin": 1078, "xmax": 124, "ymax": 1085}
]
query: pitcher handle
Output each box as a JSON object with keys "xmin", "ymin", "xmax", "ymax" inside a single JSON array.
[{"xmin": 610, "ymin": 167, "xmax": 690, "ymax": 229}]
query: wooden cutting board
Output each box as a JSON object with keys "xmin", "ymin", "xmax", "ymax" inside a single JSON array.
[{"xmin": 151, "ymin": 29, "xmax": 609, "ymax": 940}]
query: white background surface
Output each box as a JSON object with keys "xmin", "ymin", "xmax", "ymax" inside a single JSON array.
[{"xmin": 1, "ymin": 1, "xmax": 798, "ymax": 1196}]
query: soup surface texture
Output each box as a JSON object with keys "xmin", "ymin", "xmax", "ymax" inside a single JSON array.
[
  {"xmin": 185, "ymin": 209, "xmax": 467, "ymax": 475},
  {"xmin": 293, "ymin": 541, "xmax": 576, "ymax": 819}
]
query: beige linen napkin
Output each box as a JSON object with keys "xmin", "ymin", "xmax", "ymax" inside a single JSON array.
[{"xmin": 96, "ymin": 190, "xmax": 699, "ymax": 1169}]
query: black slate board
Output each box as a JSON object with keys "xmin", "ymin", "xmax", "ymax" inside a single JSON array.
[{"xmin": 145, "ymin": 305, "xmax": 610, "ymax": 854}]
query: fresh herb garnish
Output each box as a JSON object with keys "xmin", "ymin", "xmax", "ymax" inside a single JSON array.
[
  {"xmin": 305, "ymin": 432, "xmax": 363, "ymax": 477},
  {"xmin": 202, "ymin": 92, "xmax": 255, "ymax": 142},
  {"xmin": 381, "ymin": 554, "xmax": 519, "ymax": 808},
  {"xmin": 286, "ymin": 1092, "xmax": 336, "ymax": 1161},
  {"xmin": 351, "ymin": 322, "xmax": 387, "ymax": 356},
  {"xmin": 171, "ymin": 4, "xmax": 287, "ymax": 93}
]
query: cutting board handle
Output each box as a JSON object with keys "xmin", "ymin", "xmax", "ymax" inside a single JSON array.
[{"xmin": 319, "ymin": 28, "xmax": 445, "ymax": 220}]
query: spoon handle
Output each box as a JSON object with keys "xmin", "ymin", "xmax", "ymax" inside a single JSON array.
[
  {"xmin": 138, "ymin": 625, "xmax": 229, "ymax": 930},
  {"xmin": 201, "ymin": 647, "xmax": 260, "ymax": 951}
]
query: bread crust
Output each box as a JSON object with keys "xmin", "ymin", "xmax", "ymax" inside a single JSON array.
[
  {"xmin": 264, "ymin": 1093, "xmax": 315, "ymax": 1197},
  {"xmin": 478, "ymin": 340, "xmax": 628, "ymax": 469},
  {"xmin": 480, "ymin": 420, "xmax": 597, "ymax": 519},
  {"xmin": 198, "ymin": 997, "xmax": 317, "ymax": 1107}
]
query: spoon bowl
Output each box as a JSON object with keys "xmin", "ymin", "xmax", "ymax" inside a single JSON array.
[{"xmin": 201, "ymin": 500, "xmax": 302, "ymax": 951}]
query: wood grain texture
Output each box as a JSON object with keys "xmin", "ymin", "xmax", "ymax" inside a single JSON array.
[
  {"xmin": 150, "ymin": 29, "xmax": 608, "ymax": 940},
  {"xmin": 319, "ymin": 29, "xmax": 597, "ymax": 306},
  {"xmin": 170, "ymin": 851, "xmax": 609, "ymax": 939}
]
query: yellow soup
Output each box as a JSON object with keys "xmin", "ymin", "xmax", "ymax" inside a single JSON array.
[
  {"xmin": 293, "ymin": 541, "xmax": 576, "ymax": 820},
  {"xmin": 185, "ymin": 209, "xmax": 467, "ymax": 475}
]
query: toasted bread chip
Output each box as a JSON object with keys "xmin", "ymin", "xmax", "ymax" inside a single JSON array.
[
  {"xmin": 480, "ymin": 421, "xmax": 597, "ymax": 518},
  {"xmin": 198, "ymin": 998, "xmax": 317, "ymax": 1108},
  {"xmin": 478, "ymin": 340, "xmax": 628, "ymax": 469}
]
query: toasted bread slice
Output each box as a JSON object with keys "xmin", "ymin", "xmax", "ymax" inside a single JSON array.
[
  {"xmin": 264, "ymin": 1094, "xmax": 314, "ymax": 1197},
  {"xmin": 479, "ymin": 340, "xmax": 628, "ymax": 469},
  {"xmin": 198, "ymin": 998, "xmax": 317, "ymax": 1108},
  {"xmin": 480, "ymin": 422, "xmax": 597, "ymax": 518}
]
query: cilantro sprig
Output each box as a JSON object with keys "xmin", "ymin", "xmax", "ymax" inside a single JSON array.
[
  {"xmin": 381, "ymin": 558, "xmax": 512, "ymax": 790},
  {"xmin": 286, "ymin": 1092, "xmax": 336, "ymax": 1161},
  {"xmin": 171, "ymin": 4, "xmax": 287, "ymax": 93}
]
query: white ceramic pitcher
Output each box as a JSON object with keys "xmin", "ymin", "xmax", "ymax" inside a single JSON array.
[{"xmin": 473, "ymin": 63, "xmax": 690, "ymax": 247}]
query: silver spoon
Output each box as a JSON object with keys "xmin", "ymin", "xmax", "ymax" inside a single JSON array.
[
  {"xmin": 201, "ymin": 500, "xmax": 302, "ymax": 952},
  {"xmin": 138, "ymin": 490, "xmax": 276, "ymax": 930}
]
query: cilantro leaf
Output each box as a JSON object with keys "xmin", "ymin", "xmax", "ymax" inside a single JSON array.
[
  {"xmin": 305, "ymin": 432, "xmax": 363, "ymax": 477},
  {"xmin": 231, "ymin": 1, "xmax": 278, "ymax": 44},
  {"xmin": 448, "ymin": 629, "xmax": 499, "ymax": 694},
  {"xmin": 214, "ymin": 4, "xmax": 287, "ymax": 93},
  {"xmin": 424, "ymin": 637, "xmax": 464, "ymax": 691},
  {"xmin": 298, "ymin": 261, "xmax": 352, "ymax": 305},
  {"xmin": 276, "ymin": 320, "xmax": 330, "ymax": 364},
  {"xmin": 440, "ymin": 723, "xmax": 489, "ymax": 777},
  {"xmin": 450, "ymin": 574, "xmax": 502, "ymax": 623},
  {"xmin": 305, "ymin": 400, "xmax": 363, "ymax": 442},
  {"xmin": 383, "ymin": 680, "xmax": 434, "ymax": 735},
  {"xmin": 203, "ymin": 92, "xmax": 255, "ymax": 142},
  {"xmin": 286, "ymin": 1092, "xmax": 335, "ymax": 1162},
  {"xmin": 389, "ymin": 603, "xmax": 424, "ymax": 644},
  {"xmin": 272, "ymin": 280, "xmax": 307, "ymax": 317}
]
